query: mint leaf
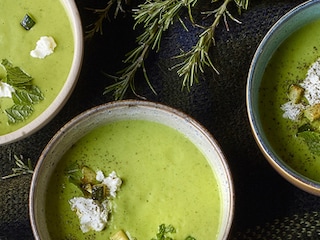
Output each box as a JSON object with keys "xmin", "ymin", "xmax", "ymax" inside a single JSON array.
[
  {"xmin": 297, "ymin": 131, "xmax": 320, "ymax": 155},
  {"xmin": 12, "ymin": 86, "xmax": 44, "ymax": 105},
  {"xmin": 5, "ymin": 105, "xmax": 34, "ymax": 124},
  {"xmin": 0, "ymin": 59, "xmax": 44, "ymax": 124},
  {"xmin": 1, "ymin": 59, "xmax": 33, "ymax": 86}
]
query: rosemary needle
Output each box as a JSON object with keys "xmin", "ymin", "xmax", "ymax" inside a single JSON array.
[
  {"xmin": 1, "ymin": 155, "xmax": 34, "ymax": 180},
  {"xmin": 87, "ymin": 0, "xmax": 249, "ymax": 99},
  {"xmin": 173, "ymin": 0, "xmax": 249, "ymax": 90},
  {"xmin": 85, "ymin": 0, "xmax": 126, "ymax": 40},
  {"xmin": 104, "ymin": 0, "xmax": 198, "ymax": 100}
]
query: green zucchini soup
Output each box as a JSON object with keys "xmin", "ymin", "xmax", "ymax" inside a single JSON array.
[
  {"xmin": 259, "ymin": 19, "xmax": 320, "ymax": 182},
  {"xmin": 45, "ymin": 120, "xmax": 221, "ymax": 239},
  {"xmin": 0, "ymin": 0, "xmax": 74, "ymax": 134}
]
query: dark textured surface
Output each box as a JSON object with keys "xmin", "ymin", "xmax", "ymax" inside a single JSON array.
[{"xmin": 1, "ymin": 0, "xmax": 320, "ymax": 239}]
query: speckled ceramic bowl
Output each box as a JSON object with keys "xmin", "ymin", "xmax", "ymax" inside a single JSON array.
[
  {"xmin": 0, "ymin": 0, "xmax": 83, "ymax": 145},
  {"xmin": 247, "ymin": 0, "xmax": 320, "ymax": 195},
  {"xmin": 29, "ymin": 100, "xmax": 234, "ymax": 240}
]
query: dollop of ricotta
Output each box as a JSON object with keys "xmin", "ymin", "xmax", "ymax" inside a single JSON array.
[
  {"xmin": 96, "ymin": 170, "xmax": 122, "ymax": 197},
  {"xmin": 281, "ymin": 101, "xmax": 305, "ymax": 121},
  {"xmin": 0, "ymin": 82, "xmax": 15, "ymax": 98},
  {"xmin": 30, "ymin": 36, "xmax": 57, "ymax": 59},
  {"xmin": 69, "ymin": 170, "xmax": 122, "ymax": 233},
  {"xmin": 69, "ymin": 197, "xmax": 110, "ymax": 233}
]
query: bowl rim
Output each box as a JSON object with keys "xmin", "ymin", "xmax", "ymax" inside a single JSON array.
[
  {"xmin": 29, "ymin": 99, "xmax": 235, "ymax": 240},
  {"xmin": 0, "ymin": 0, "xmax": 84, "ymax": 145},
  {"xmin": 246, "ymin": 0, "xmax": 320, "ymax": 195}
]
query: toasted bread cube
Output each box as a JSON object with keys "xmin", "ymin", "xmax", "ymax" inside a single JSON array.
[
  {"xmin": 288, "ymin": 84, "xmax": 304, "ymax": 104},
  {"xmin": 304, "ymin": 103, "xmax": 320, "ymax": 122},
  {"xmin": 110, "ymin": 230, "xmax": 129, "ymax": 240}
]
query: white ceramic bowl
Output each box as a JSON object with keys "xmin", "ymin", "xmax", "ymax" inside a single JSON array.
[
  {"xmin": 29, "ymin": 100, "xmax": 234, "ymax": 239},
  {"xmin": 247, "ymin": 0, "xmax": 320, "ymax": 195},
  {"xmin": 0, "ymin": 0, "xmax": 83, "ymax": 145}
]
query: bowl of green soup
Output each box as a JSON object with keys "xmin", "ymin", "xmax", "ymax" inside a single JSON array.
[
  {"xmin": 30, "ymin": 100, "xmax": 234, "ymax": 240},
  {"xmin": 0, "ymin": 0, "xmax": 83, "ymax": 144},
  {"xmin": 247, "ymin": 0, "xmax": 320, "ymax": 195}
]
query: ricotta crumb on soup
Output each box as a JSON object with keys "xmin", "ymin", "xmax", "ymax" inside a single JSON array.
[{"xmin": 69, "ymin": 170, "xmax": 122, "ymax": 233}]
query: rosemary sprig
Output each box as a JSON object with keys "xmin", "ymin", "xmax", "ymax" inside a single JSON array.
[
  {"xmin": 103, "ymin": 0, "xmax": 249, "ymax": 99},
  {"xmin": 1, "ymin": 154, "xmax": 34, "ymax": 180},
  {"xmin": 104, "ymin": 0, "xmax": 198, "ymax": 100},
  {"xmin": 173, "ymin": 0, "xmax": 249, "ymax": 90},
  {"xmin": 85, "ymin": 0, "xmax": 126, "ymax": 40}
]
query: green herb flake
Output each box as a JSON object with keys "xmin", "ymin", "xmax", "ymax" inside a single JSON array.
[
  {"xmin": 185, "ymin": 237, "xmax": 196, "ymax": 240},
  {"xmin": 5, "ymin": 105, "xmax": 34, "ymax": 124},
  {"xmin": 2, "ymin": 59, "xmax": 33, "ymax": 86},
  {"xmin": 12, "ymin": 86, "xmax": 44, "ymax": 105},
  {"xmin": 65, "ymin": 163, "xmax": 82, "ymax": 182},
  {"xmin": 20, "ymin": 14, "xmax": 36, "ymax": 30},
  {"xmin": 0, "ymin": 59, "xmax": 44, "ymax": 124},
  {"xmin": 297, "ymin": 130, "xmax": 320, "ymax": 155},
  {"xmin": 151, "ymin": 224, "xmax": 196, "ymax": 240},
  {"xmin": 151, "ymin": 224, "xmax": 176, "ymax": 240}
]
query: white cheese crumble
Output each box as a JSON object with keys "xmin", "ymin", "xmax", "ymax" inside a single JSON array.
[
  {"xmin": 300, "ymin": 60, "xmax": 320, "ymax": 106},
  {"xmin": 96, "ymin": 170, "xmax": 122, "ymax": 197},
  {"xmin": 0, "ymin": 82, "xmax": 14, "ymax": 98},
  {"xmin": 30, "ymin": 36, "xmax": 57, "ymax": 59},
  {"xmin": 69, "ymin": 197, "xmax": 110, "ymax": 233},
  {"xmin": 281, "ymin": 58, "xmax": 320, "ymax": 121},
  {"xmin": 281, "ymin": 101, "xmax": 305, "ymax": 121},
  {"xmin": 69, "ymin": 170, "xmax": 122, "ymax": 233}
]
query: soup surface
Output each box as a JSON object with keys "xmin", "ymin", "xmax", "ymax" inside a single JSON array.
[
  {"xmin": 0, "ymin": 0, "xmax": 74, "ymax": 134},
  {"xmin": 45, "ymin": 120, "xmax": 221, "ymax": 239},
  {"xmin": 259, "ymin": 19, "xmax": 320, "ymax": 181}
]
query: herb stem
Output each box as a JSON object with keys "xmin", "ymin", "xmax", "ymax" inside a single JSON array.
[
  {"xmin": 174, "ymin": 0, "xmax": 247, "ymax": 90},
  {"xmin": 85, "ymin": 0, "xmax": 126, "ymax": 40},
  {"xmin": 1, "ymin": 155, "xmax": 34, "ymax": 180},
  {"xmin": 101, "ymin": 0, "xmax": 248, "ymax": 99},
  {"xmin": 104, "ymin": 0, "xmax": 198, "ymax": 99}
]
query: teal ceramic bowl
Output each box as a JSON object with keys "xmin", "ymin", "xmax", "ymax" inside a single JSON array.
[{"xmin": 247, "ymin": 0, "xmax": 320, "ymax": 195}]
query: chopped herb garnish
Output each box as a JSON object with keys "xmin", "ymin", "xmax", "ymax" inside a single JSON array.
[
  {"xmin": 20, "ymin": 14, "xmax": 36, "ymax": 30},
  {"xmin": 185, "ymin": 237, "xmax": 196, "ymax": 240},
  {"xmin": 2, "ymin": 59, "xmax": 33, "ymax": 85},
  {"xmin": 151, "ymin": 224, "xmax": 176, "ymax": 240},
  {"xmin": 151, "ymin": 224, "xmax": 196, "ymax": 240},
  {"xmin": 0, "ymin": 59, "xmax": 44, "ymax": 124},
  {"xmin": 5, "ymin": 105, "xmax": 34, "ymax": 124},
  {"xmin": 297, "ymin": 130, "xmax": 320, "ymax": 155},
  {"xmin": 297, "ymin": 123, "xmax": 314, "ymax": 133}
]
